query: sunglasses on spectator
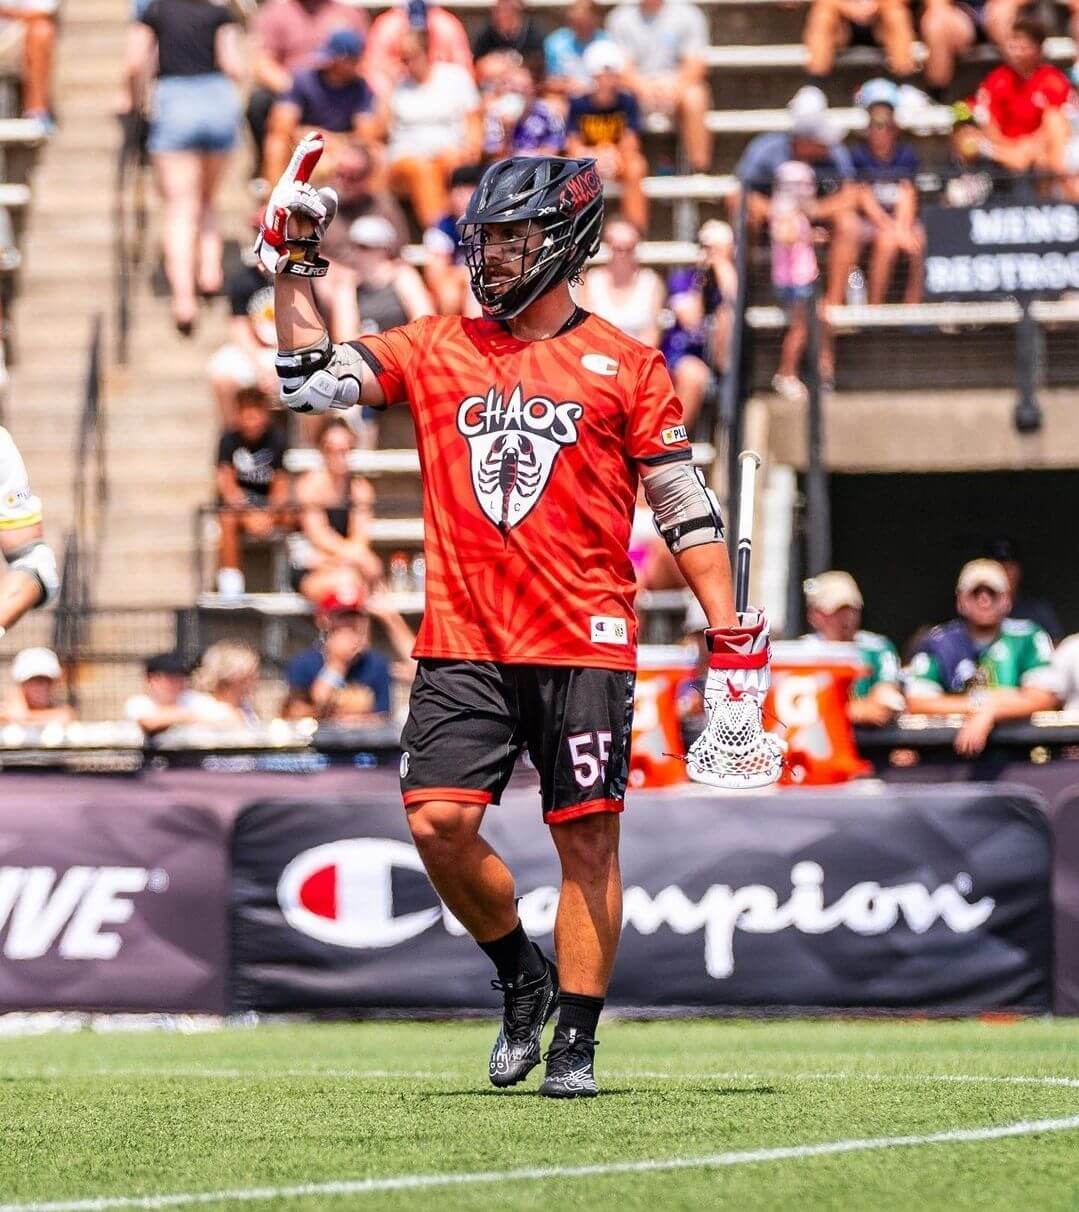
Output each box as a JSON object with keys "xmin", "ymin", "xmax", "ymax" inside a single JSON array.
[
  {"xmin": 868, "ymin": 118, "xmax": 895, "ymax": 130},
  {"xmin": 609, "ymin": 241, "xmax": 636, "ymax": 253},
  {"xmin": 968, "ymin": 585, "xmax": 1003, "ymax": 599}
]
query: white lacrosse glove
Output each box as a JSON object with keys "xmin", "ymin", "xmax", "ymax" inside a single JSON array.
[
  {"xmin": 253, "ymin": 131, "xmax": 339, "ymax": 278},
  {"xmin": 685, "ymin": 609, "xmax": 785, "ymax": 790}
]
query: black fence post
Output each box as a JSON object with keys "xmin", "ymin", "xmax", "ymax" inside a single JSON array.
[
  {"xmin": 805, "ymin": 287, "xmax": 831, "ymax": 576},
  {"xmin": 1014, "ymin": 298, "xmax": 1042, "ymax": 434}
]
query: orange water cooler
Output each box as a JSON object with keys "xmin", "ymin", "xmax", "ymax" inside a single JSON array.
[{"xmin": 765, "ymin": 639, "xmax": 871, "ymax": 785}]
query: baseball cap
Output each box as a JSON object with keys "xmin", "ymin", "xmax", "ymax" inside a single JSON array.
[
  {"xmin": 11, "ymin": 646, "xmax": 62, "ymax": 683},
  {"xmin": 145, "ymin": 651, "xmax": 191, "ymax": 677},
  {"xmin": 791, "ymin": 108, "xmax": 839, "ymax": 146},
  {"xmin": 318, "ymin": 583, "xmax": 368, "ymax": 617},
  {"xmin": 804, "ymin": 571, "xmax": 863, "ymax": 614},
  {"xmin": 320, "ymin": 29, "xmax": 363, "ymax": 60},
  {"xmin": 855, "ymin": 77, "xmax": 900, "ymax": 112},
  {"xmin": 956, "ymin": 559, "xmax": 1010, "ymax": 596},
  {"xmin": 583, "ymin": 39, "xmax": 626, "ymax": 76},
  {"xmin": 349, "ymin": 214, "xmax": 398, "ymax": 250},
  {"xmin": 698, "ymin": 219, "xmax": 733, "ymax": 249}
]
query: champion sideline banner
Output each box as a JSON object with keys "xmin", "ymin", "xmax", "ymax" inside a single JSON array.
[{"xmin": 230, "ymin": 782, "xmax": 1052, "ymax": 1014}]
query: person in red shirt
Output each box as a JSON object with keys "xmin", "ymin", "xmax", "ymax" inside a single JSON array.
[
  {"xmin": 972, "ymin": 10, "xmax": 1072, "ymax": 176},
  {"xmin": 257, "ymin": 136, "xmax": 782, "ymax": 1097},
  {"xmin": 361, "ymin": 0, "xmax": 473, "ymax": 98}
]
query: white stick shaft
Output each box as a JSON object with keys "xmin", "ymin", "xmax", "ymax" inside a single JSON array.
[{"xmin": 737, "ymin": 451, "xmax": 761, "ymax": 547}]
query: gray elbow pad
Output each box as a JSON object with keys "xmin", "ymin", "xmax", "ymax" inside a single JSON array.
[
  {"xmin": 276, "ymin": 335, "xmax": 368, "ymax": 414},
  {"xmin": 7, "ymin": 539, "xmax": 59, "ymax": 606},
  {"xmin": 642, "ymin": 461, "xmax": 725, "ymax": 554}
]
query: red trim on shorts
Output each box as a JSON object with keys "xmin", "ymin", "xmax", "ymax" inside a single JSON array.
[
  {"xmin": 402, "ymin": 787, "xmax": 494, "ymax": 807},
  {"xmin": 544, "ymin": 797, "xmax": 625, "ymax": 825}
]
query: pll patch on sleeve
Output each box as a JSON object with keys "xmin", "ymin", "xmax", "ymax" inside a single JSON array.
[{"xmin": 661, "ymin": 425, "xmax": 688, "ymax": 446}]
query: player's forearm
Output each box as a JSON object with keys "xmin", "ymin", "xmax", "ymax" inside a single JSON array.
[
  {"xmin": 274, "ymin": 274, "xmax": 327, "ymax": 353},
  {"xmin": 674, "ymin": 543, "xmax": 737, "ymax": 630}
]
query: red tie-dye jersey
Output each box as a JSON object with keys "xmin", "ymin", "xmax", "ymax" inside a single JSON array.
[{"xmin": 357, "ymin": 312, "xmax": 692, "ymax": 670}]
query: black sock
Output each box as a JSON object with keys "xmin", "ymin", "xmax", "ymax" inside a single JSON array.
[
  {"xmin": 557, "ymin": 992, "xmax": 604, "ymax": 1040},
  {"xmin": 478, "ymin": 921, "xmax": 546, "ymax": 983}
]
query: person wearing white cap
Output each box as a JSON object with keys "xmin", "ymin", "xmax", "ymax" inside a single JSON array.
[
  {"xmin": 905, "ymin": 559, "xmax": 1057, "ymax": 756},
  {"xmin": 330, "ymin": 212, "xmax": 434, "ymax": 343},
  {"xmin": 851, "ymin": 79, "xmax": 924, "ymax": 305},
  {"xmin": 2, "ymin": 646, "xmax": 73, "ymax": 726},
  {"xmin": 802, "ymin": 570, "xmax": 904, "ymax": 726},
  {"xmin": 565, "ymin": 39, "xmax": 648, "ymax": 232},
  {"xmin": 803, "ymin": 0, "xmax": 915, "ymax": 85},
  {"xmin": 0, "ymin": 426, "xmax": 59, "ymax": 644},
  {"xmin": 735, "ymin": 86, "xmax": 860, "ymax": 308}
]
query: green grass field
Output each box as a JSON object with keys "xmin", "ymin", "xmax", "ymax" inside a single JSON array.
[{"xmin": 2, "ymin": 1018, "xmax": 1078, "ymax": 1211}]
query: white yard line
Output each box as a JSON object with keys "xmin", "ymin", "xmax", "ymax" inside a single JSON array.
[
  {"xmin": 2, "ymin": 1115, "xmax": 1078, "ymax": 1212},
  {"xmin": 10, "ymin": 1066, "xmax": 1078, "ymax": 1089}
]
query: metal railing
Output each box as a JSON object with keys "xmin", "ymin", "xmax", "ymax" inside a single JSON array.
[
  {"xmin": 114, "ymin": 109, "xmax": 149, "ymax": 366},
  {"xmin": 53, "ymin": 316, "xmax": 109, "ymax": 705}
]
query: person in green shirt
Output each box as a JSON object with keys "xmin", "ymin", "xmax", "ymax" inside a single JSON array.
[
  {"xmin": 905, "ymin": 558, "xmax": 1057, "ymax": 757},
  {"xmin": 803, "ymin": 570, "xmax": 905, "ymax": 727}
]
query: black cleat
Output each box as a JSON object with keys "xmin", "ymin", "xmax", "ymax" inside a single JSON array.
[
  {"xmin": 488, "ymin": 948, "xmax": 559, "ymax": 1088},
  {"xmin": 539, "ymin": 1027, "xmax": 599, "ymax": 1098}
]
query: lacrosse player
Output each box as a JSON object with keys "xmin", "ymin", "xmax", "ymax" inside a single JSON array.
[
  {"xmin": 260, "ymin": 134, "xmax": 782, "ymax": 1098},
  {"xmin": 0, "ymin": 426, "xmax": 59, "ymax": 638}
]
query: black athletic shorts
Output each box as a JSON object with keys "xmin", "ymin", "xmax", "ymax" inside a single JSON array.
[{"xmin": 400, "ymin": 660, "xmax": 635, "ymax": 824}]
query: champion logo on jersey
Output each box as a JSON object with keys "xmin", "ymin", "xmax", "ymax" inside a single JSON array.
[
  {"xmin": 457, "ymin": 385, "xmax": 583, "ymax": 532},
  {"xmin": 581, "ymin": 353, "xmax": 618, "ymax": 376}
]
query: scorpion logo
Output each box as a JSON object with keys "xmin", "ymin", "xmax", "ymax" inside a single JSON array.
[{"xmin": 477, "ymin": 433, "xmax": 543, "ymax": 531}]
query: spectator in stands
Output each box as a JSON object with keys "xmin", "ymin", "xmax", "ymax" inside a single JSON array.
[
  {"xmin": 803, "ymin": 571, "xmax": 905, "ymax": 726},
  {"xmin": 283, "ymin": 585, "xmax": 394, "ymax": 723},
  {"xmin": 905, "ymin": 558, "xmax": 1057, "ymax": 755},
  {"xmin": 472, "ymin": 0, "xmax": 545, "ymax": 70},
  {"xmin": 565, "ymin": 41, "xmax": 648, "ymax": 233},
  {"xmin": 1, "ymin": 646, "xmax": 73, "ymax": 726},
  {"xmin": 362, "ymin": 0, "xmax": 473, "ymax": 100},
  {"xmin": 215, "ymin": 388, "xmax": 291, "ymax": 600},
  {"xmin": 736, "ymin": 86, "xmax": 859, "ymax": 309},
  {"xmin": 330, "ymin": 215, "xmax": 434, "ymax": 342},
  {"xmin": 580, "ymin": 218, "xmax": 664, "ymax": 345},
  {"xmin": 852, "ymin": 79, "xmax": 924, "ymax": 304},
  {"xmin": 545, "ymin": 0, "xmax": 611, "ymax": 100},
  {"xmin": 125, "ymin": 0, "xmax": 244, "ymax": 335},
  {"xmin": 321, "ymin": 143, "xmax": 410, "ymax": 276},
  {"xmin": 422, "ymin": 163, "xmax": 483, "ymax": 315},
  {"xmin": 971, "ymin": 10, "xmax": 1072, "ymax": 177},
  {"xmin": 209, "ymin": 221, "xmax": 278, "ymax": 425},
  {"xmin": 606, "ymin": 0, "xmax": 712, "ymax": 174},
  {"xmin": 123, "ymin": 651, "xmax": 222, "ymax": 736},
  {"xmin": 769, "ymin": 158, "xmax": 823, "ymax": 403},
  {"xmin": 983, "ymin": 536, "xmax": 1062, "ymax": 640},
  {"xmin": 661, "ymin": 219, "xmax": 737, "ymax": 434},
  {"xmin": 381, "ymin": 28, "xmax": 483, "ymax": 229},
  {"xmin": 248, "ymin": 0, "xmax": 368, "ymax": 177},
  {"xmin": 191, "ymin": 641, "xmax": 262, "ymax": 727},
  {"xmin": 804, "ymin": 0, "xmax": 916, "ymax": 87},
  {"xmin": 920, "ymin": 0, "xmax": 1025, "ymax": 98},
  {"xmin": 484, "ymin": 57, "xmax": 566, "ymax": 159},
  {"xmin": 944, "ymin": 100, "xmax": 997, "ymax": 206},
  {"xmin": 289, "ymin": 417, "xmax": 382, "ymax": 607},
  {"xmin": 264, "ymin": 30, "xmax": 379, "ymax": 184},
  {"xmin": 1046, "ymin": 626, "xmax": 1079, "ymax": 710},
  {"xmin": 0, "ymin": 0, "xmax": 58, "ymax": 128}
]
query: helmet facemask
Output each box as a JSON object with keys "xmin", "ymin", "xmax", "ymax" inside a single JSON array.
[{"xmin": 461, "ymin": 213, "xmax": 583, "ymax": 319}]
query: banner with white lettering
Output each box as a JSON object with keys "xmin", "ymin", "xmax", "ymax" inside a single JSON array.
[
  {"xmin": 923, "ymin": 201, "xmax": 1079, "ymax": 298},
  {"xmin": 230, "ymin": 783, "xmax": 1051, "ymax": 1012},
  {"xmin": 0, "ymin": 788, "xmax": 230, "ymax": 1013}
]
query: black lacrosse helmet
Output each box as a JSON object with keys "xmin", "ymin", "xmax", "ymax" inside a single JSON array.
[{"xmin": 458, "ymin": 156, "xmax": 604, "ymax": 320}]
